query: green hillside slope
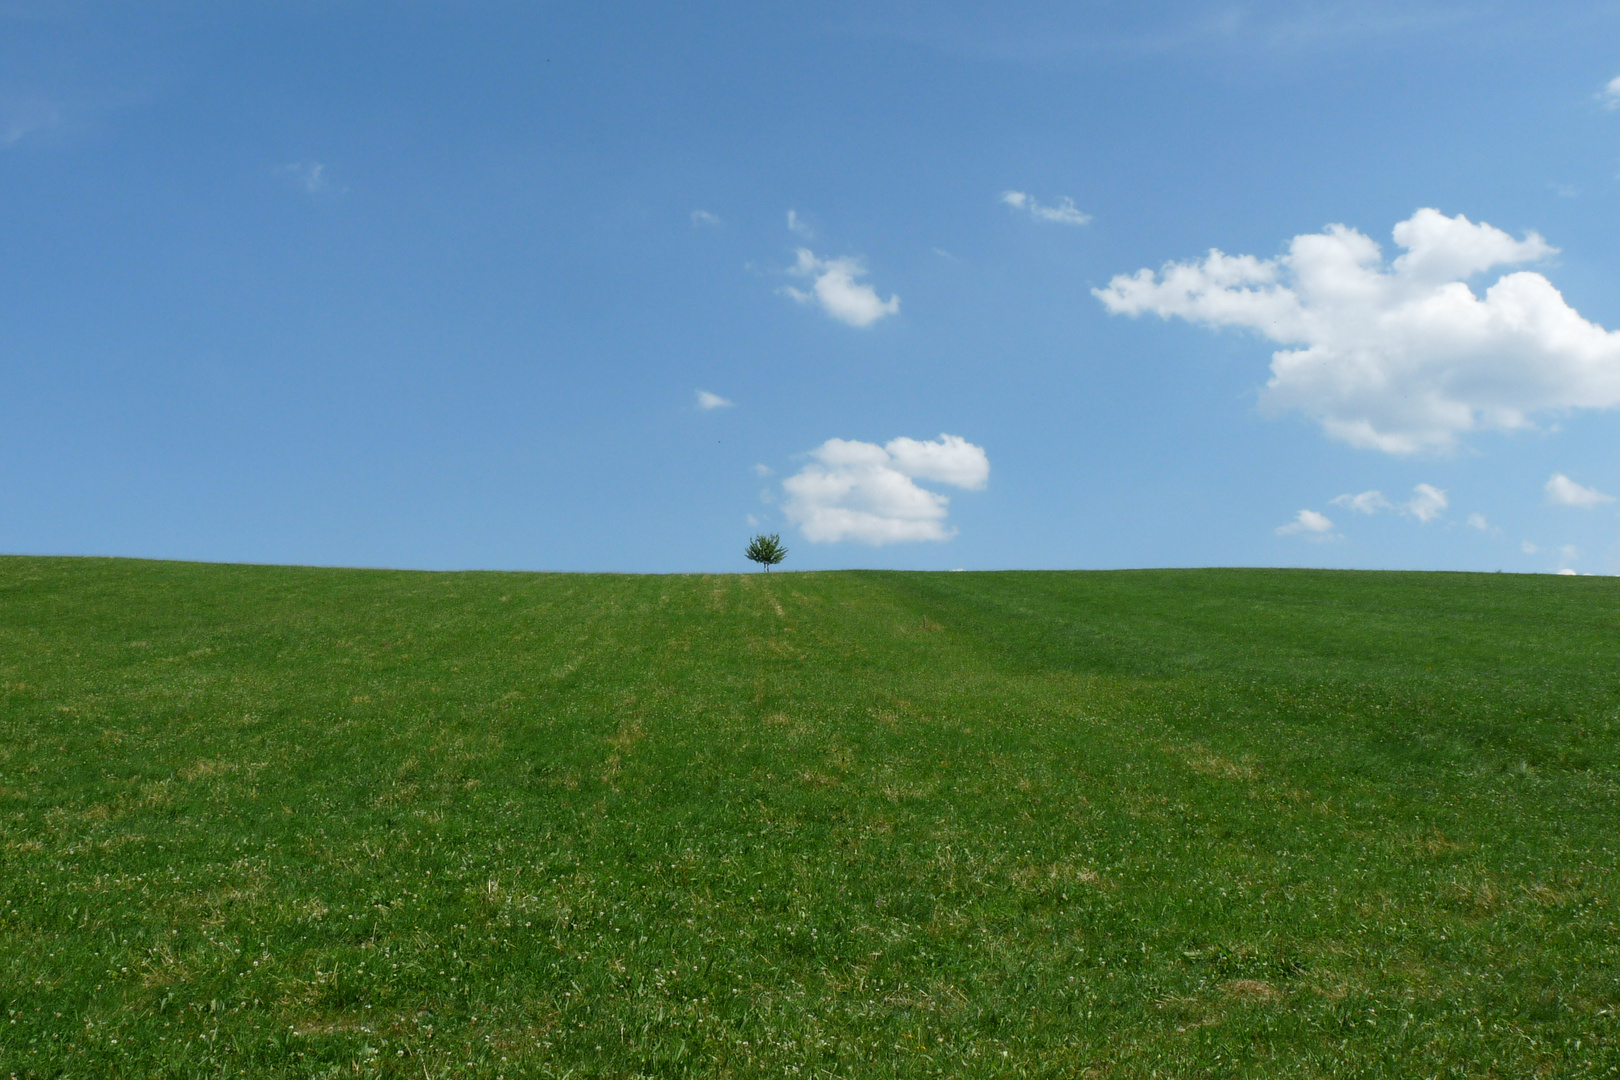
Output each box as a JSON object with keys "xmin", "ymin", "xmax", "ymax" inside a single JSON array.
[{"xmin": 2, "ymin": 558, "xmax": 1618, "ymax": 1077}]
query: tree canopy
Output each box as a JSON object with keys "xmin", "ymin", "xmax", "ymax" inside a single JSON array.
[{"xmin": 745, "ymin": 533, "xmax": 787, "ymax": 571}]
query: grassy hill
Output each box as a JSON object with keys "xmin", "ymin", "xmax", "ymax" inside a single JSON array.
[{"xmin": 1, "ymin": 558, "xmax": 1617, "ymax": 1078}]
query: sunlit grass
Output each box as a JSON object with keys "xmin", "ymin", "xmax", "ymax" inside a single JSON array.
[{"xmin": 1, "ymin": 558, "xmax": 1617, "ymax": 1077}]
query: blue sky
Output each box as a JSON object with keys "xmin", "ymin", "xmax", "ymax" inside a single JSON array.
[{"xmin": 3, "ymin": 2, "xmax": 1619, "ymax": 573}]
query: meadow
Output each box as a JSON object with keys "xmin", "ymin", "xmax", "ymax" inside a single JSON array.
[{"xmin": 1, "ymin": 557, "xmax": 1617, "ymax": 1078}]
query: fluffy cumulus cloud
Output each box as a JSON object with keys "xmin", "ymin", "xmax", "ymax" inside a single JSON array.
[
  {"xmin": 782, "ymin": 434, "xmax": 988, "ymax": 545},
  {"xmin": 1546, "ymin": 473, "xmax": 1614, "ymax": 508},
  {"xmin": 782, "ymin": 249, "xmax": 899, "ymax": 328},
  {"xmin": 1276, "ymin": 509, "xmax": 1335, "ymax": 537},
  {"xmin": 696, "ymin": 390, "xmax": 733, "ymax": 410},
  {"xmin": 1094, "ymin": 209, "xmax": 1620, "ymax": 454},
  {"xmin": 1000, "ymin": 191, "xmax": 1091, "ymax": 226}
]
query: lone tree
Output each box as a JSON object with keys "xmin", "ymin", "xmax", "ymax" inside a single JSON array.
[{"xmin": 745, "ymin": 533, "xmax": 788, "ymax": 571}]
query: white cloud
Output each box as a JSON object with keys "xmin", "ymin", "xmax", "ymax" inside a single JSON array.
[
  {"xmin": 782, "ymin": 434, "xmax": 988, "ymax": 544},
  {"xmin": 1467, "ymin": 512, "xmax": 1489, "ymax": 530},
  {"xmin": 882, "ymin": 434, "xmax": 990, "ymax": 489},
  {"xmin": 1000, "ymin": 190, "xmax": 1092, "ymax": 226},
  {"xmin": 1330, "ymin": 490, "xmax": 1392, "ymax": 514},
  {"xmin": 690, "ymin": 209, "xmax": 721, "ymax": 227},
  {"xmin": 1094, "ymin": 209, "xmax": 1620, "ymax": 454},
  {"xmin": 751, "ymin": 463, "xmax": 773, "ymax": 477},
  {"xmin": 1599, "ymin": 75, "xmax": 1620, "ymax": 110},
  {"xmin": 1558, "ymin": 567, "xmax": 1579, "ymax": 576},
  {"xmin": 1545, "ymin": 472, "xmax": 1614, "ymax": 508},
  {"xmin": 787, "ymin": 209, "xmax": 813, "ymax": 238},
  {"xmin": 277, "ymin": 161, "xmax": 334, "ymax": 194},
  {"xmin": 1276, "ymin": 509, "xmax": 1335, "ymax": 537},
  {"xmin": 782, "ymin": 248, "xmax": 900, "ymax": 328},
  {"xmin": 1521, "ymin": 540, "xmax": 1539, "ymax": 555},
  {"xmin": 1327, "ymin": 485, "xmax": 1444, "ymax": 521},
  {"xmin": 696, "ymin": 390, "xmax": 733, "ymax": 410},
  {"xmin": 1403, "ymin": 483, "xmax": 1447, "ymax": 523}
]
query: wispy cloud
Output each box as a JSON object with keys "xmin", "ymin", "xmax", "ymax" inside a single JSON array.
[
  {"xmin": 783, "ymin": 434, "xmax": 988, "ymax": 544},
  {"xmin": 1000, "ymin": 190, "xmax": 1091, "ymax": 226},
  {"xmin": 1329, "ymin": 485, "xmax": 1445, "ymax": 521},
  {"xmin": 781, "ymin": 248, "xmax": 899, "ymax": 328},
  {"xmin": 696, "ymin": 390, "xmax": 734, "ymax": 411},
  {"xmin": 1546, "ymin": 473, "xmax": 1614, "ymax": 508},
  {"xmin": 1276, "ymin": 509, "xmax": 1336, "ymax": 538},
  {"xmin": 845, "ymin": 3, "xmax": 1474, "ymax": 64},
  {"xmin": 787, "ymin": 209, "xmax": 813, "ymax": 238},
  {"xmin": 751, "ymin": 463, "xmax": 773, "ymax": 478},
  {"xmin": 1467, "ymin": 512, "xmax": 1490, "ymax": 531},
  {"xmin": 1330, "ymin": 490, "xmax": 1392, "ymax": 515},
  {"xmin": 276, "ymin": 161, "xmax": 338, "ymax": 194},
  {"xmin": 1599, "ymin": 75, "xmax": 1620, "ymax": 110},
  {"xmin": 1403, "ymin": 483, "xmax": 1447, "ymax": 523},
  {"xmin": 690, "ymin": 209, "xmax": 721, "ymax": 227},
  {"xmin": 0, "ymin": 95, "xmax": 62, "ymax": 148}
]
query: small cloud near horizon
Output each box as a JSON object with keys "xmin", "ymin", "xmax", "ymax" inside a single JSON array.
[
  {"xmin": 1546, "ymin": 472, "xmax": 1614, "ymax": 508},
  {"xmin": 1276, "ymin": 509, "xmax": 1336, "ymax": 538},
  {"xmin": 782, "ymin": 434, "xmax": 988, "ymax": 545}
]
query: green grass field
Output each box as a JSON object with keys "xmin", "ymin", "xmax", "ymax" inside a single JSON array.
[{"xmin": 2, "ymin": 558, "xmax": 1618, "ymax": 1078}]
